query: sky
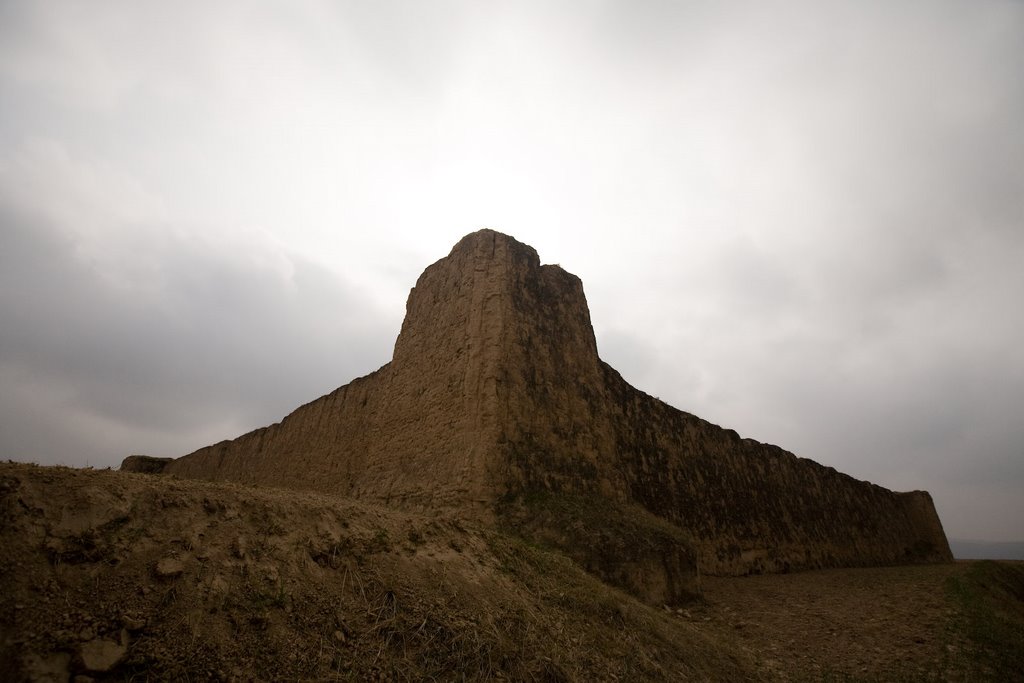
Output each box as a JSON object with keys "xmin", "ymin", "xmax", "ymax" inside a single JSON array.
[{"xmin": 1, "ymin": 0, "xmax": 1022, "ymax": 543}]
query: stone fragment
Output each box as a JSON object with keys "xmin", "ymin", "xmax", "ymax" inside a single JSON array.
[
  {"xmin": 154, "ymin": 557, "xmax": 185, "ymax": 578},
  {"xmin": 122, "ymin": 613, "xmax": 146, "ymax": 631},
  {"xmin": 79, "ymin": 638, "xmax": 126, "ymax": 672},
  {"xmin": 20, "ymin": 652, "xmax": 71, "ymax": 682}
]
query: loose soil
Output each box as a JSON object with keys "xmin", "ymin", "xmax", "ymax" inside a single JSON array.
[{"xmin": 699, "ymin": 564, "xmax": 968, "ymax": 681}]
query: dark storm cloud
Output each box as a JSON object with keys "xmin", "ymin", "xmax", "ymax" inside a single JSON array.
[{"xmin": 0, "ymin": 203, "xmax": 396, "ymax": 467}]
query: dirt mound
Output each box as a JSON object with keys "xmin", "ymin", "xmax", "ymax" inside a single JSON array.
[{"xmin": 0, "ymin": 463, "xmax": 756, "ymax": 681}]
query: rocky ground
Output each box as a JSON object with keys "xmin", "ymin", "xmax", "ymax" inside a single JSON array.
[{"xmin": 1, "ymin": 462, "xmax": 1021, "ymax": 681}]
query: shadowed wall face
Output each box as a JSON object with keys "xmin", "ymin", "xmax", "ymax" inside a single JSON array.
[{"xmin": 145, "ymin": 230, "xmax": 952, "ymax": 575}]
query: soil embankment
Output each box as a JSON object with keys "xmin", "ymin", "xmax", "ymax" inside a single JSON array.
[{"xmin": 3, "ymin": 463, "xmax": 1019, "ymax": 681}]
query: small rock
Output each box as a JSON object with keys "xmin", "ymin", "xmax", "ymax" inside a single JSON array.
[
  {"xmin": 155, "ymin": 557, "xmax": 186, "ymax": 578},
  {"xmin": 21, "ymin": 652, "xmax": 71, "ymax": 683},
  {"xmin": 209, "ymin": 575, "xmax": 230, "ymax": 596},
  {"xmin": 79, "ymin": 638, "xmax": 126, "ymax": 672},
  {"xmin": 333, "ymin": 629, "xmax": 346, "ymax": 643},
  {"xmin": 122, "ymin": 614, "xmax": 146, "ymax": 631}
]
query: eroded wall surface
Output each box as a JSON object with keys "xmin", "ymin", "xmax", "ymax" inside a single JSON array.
[{"xmin": 149, "ymin": 229, "xmax": 953, "ymax": 575}]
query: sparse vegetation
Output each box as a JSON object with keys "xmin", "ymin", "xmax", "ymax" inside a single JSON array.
[
  {"xmin": 497, "ymin": 490, "xmax": 701, "ymax": 605},
  {"xmin": 0, "ymin": 463, "xmax": 754, "ymax": 681},
  {"xmin": 946, "ymin": 560, "xmax": 1024, "ymax": 679},
  {"xmin": 3, "ymin": 463, "xmax": 1021, "ymax": 681}
]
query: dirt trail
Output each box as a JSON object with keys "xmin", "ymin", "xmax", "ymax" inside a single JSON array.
[{"xmin": 699, "ymin": 564, "xmax": 967, "ymax": 680}]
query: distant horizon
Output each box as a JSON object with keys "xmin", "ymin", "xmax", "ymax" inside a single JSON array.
[{"xmin": 949, "ymin": 539, "xmax": 1024, "ymax": 561}]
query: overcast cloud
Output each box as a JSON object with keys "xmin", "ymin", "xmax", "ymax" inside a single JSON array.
[{"xmin": 1, "ymin": 0, "xmax": 1022, "ymax": 542}]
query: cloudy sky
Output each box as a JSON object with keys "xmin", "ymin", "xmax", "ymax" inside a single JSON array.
[{"xmin": 2, "ymin": 1, "xmax": 1022, "ymax": 542}]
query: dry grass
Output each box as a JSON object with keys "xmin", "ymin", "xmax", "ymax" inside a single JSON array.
[
  {"xmin": 0, "ymin": 463, "xmax": 755, "ymax": 681},
  {"xmin": 3, "ymin": 463, "xmax": 1020, "ymax": 682}
]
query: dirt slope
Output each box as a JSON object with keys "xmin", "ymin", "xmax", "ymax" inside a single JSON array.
[
  {"xmin": 3, "ymin": 463, "xmax": 1016, "ymax": 682},
  {"xmin": 0, "ymin": 463, "xmax": 755, "ymax": 681}
]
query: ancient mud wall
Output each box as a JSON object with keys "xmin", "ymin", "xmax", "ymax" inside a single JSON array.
[
  {"xmin": 600, "ymin": 366, "xmax": 950, "ymax": 574},
  {"xmin": 165, "ymin": 233, "xmax": 533, "ymax": 508},
  {"xmin": 141, "ymin": 229, "xmax": 952, "ymax": 576},
  {"xmin": 453, "ymin": 233, "xmax": 950, "ymax": 574}
]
